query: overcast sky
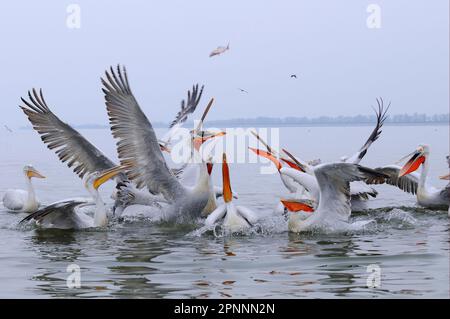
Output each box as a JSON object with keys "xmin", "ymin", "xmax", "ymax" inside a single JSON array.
[{"xmin": 0, "ymin": 0, "xmax": 448, "ymax": 128}]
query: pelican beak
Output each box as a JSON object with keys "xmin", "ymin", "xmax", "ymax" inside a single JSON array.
[
  {"xmin": 281, "ymin": 200, "xmax": 314, "ymax": 213},
  {"xmin": 206, "ymin": 162, "xmax": 214, "ymax": 175},
  {"xmin": 440, "ymin": 173, "xmax": 450, "ymax": 180},
  {"xmin": 93, "ymin": 165, "xmax": 127, "ymax": 190},
  {"xmin": 399, "ymin": 148, "xmax": 426, "ymax": 177},
  {"xmin": 281, "ymin": 158, "xmax": 304, "ymax": 172},
  {"xmin": 249, "ymin": 147, "xmax": 282, "ymax": 171},
  {"xmin": 281, "ymin": 149, "xmax": 308, "ymax": 172},
  {"xmin": 27, "ymin": 168, "xmax": 45, "ymax": 179},
  {"xmin": 159, "ymin": 143, "xmax": 171, "ymax": 153},
  {"xmin": 222, "ymin": 153, "xmax": 233, "ymax": 203},
  {"xmin": 193, "ymin": 131, "xmax": 226, "ymax": 151}
]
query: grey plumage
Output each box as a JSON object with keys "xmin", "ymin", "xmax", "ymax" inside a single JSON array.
[
  {"xmin": 169, "ymin": 84, "xmax": 204, "ymax": 129},
  {"xmin": 348, "ymin": 97, "xmax": 390, "ymax": 164},
  {"xmin": 365, "ymin": 165, "xmax": 419, "ymax": 194},
  {"xmin": 102, "ymin": 65, "xmax": 186, "ymax": 202},
  {"xmin": 20, "ymin": 89, "xmax": 115, "ymax": 178}
]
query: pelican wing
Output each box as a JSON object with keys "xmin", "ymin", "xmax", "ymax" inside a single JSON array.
[
  {"xmin": 19, "ymin": 199, "xmax": 90, "ymax": 226},
  {"xmin": 365, "ymin": 165, "xmax": 419, "ymax": 195},
  {"xmin": 279, "ymin": 167, "xmax": 319, "ymax": 199},
  {"xmin": 102, "ymin": 65, "xmax": 185, "ymax": 201},
  {"xmin": 347, "ymin": 98, "xmax": 390, "ymax": 164},
  {"xmin": 20, "ymin": 89, "xmax": 115, "ymax": 178},
  {"xmin": 169, "ymin": 84, "xmax": 204, "ymax": 129},
  {"xmin": 314, "ymin": 163, "xmax": 388, "ymax": 221},
  {"xmin": 350, "ymin": 181, "xmax": 378, "ymax": 200}
]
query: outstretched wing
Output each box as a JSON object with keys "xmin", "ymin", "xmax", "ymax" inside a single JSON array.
[
  {"xmin": 102, "ymin": 65, "xmax": 185, "ymax": 201},
  {"xmin": 365, "ymin": 165, "xmax": 419, "ymax": 195},
  {"xmin": 347, "ymin": 98, "xmax": 390, "ymax": 164},
  {"xmin": 19, "ymin": 199, "xmax": 89, "ymax": 225},
  {"xmin": 20, "ymin": 89, "xmax": 115, "ymax": 178},
  {"xmin": 169, "ymin": 84, "xmax": 204, "ymax": 129},
  {"xmin": 314, "ymin": 163, "xmax": 388, "ymax": 221}
]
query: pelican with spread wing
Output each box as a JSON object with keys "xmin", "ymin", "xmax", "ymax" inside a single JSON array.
[
  {"xmin": 262, "ymin": 154, "xmax": 388, "ymax": 232},
  {"xmin": 102, "ymin": 65, "xmax": 225, "ymax": 220},
  {"xmin": 19, "ymin": 165, "xmax": 127, "ymax": 229},
  {"xmin": 285, "ymin": 162, "xmax": 388, "ymax": 232},
  {"xmin": 374, "ymin": 145, "xmax": 449, "ymax": 211},
  {"xmin": 250, "ymin": 98, "xmax": 389, "ymax": 213},
  {"xmin": 19, "ymin": 83, "xmax": 206, "ymax": 216}
]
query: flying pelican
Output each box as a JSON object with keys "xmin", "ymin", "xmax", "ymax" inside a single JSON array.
[
  {"xmin": 378, "ymin": 145, "xmax": 449, "ymax": 210},
  {"xmin": 102, "ymin": 65, "xmax": 225, "ymax": 220},
  {"xmin": 2, "ymin": 165, "xmax": 45, "ymax": 213},
  {"xmin": 205, "ymin": 153, "xmax": 258, "ymax": 232},
  {"xmin": 209, "ymin": 43, "xmax": 230, "ymax": 57},
  {"xmin": 20, "ymin": 165, "xmax": 127, "ymax": 229}
]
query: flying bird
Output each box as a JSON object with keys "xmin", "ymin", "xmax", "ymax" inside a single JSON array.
[
  {"xmin": 209, "ymin": 43, "xmax": 230, "ymax": 57},
  {"xmin": 290, "ymin": 74, "xmax": 297, "ymax": 79},
  {"xmin": 238, "ymin": 88, "xmax": 248, "ymax": 94}
]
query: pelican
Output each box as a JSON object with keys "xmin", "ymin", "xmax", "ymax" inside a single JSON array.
[
  {"xmin": 2, "ymin": 165, "xmax": 45, "ymax": 213},
  {"xmin": 20, "ymin": 165, "xmax": 127, "ymax": 229},
  {"xmin": 113, "ymin": 97, "xmax": 226, "ymax": 218},
  {"xmin": 102, "ymin": 65, "xmax": 225, "ymax": 220},
  {"xmin": 205, "ymin": 153, "xmax": 258, "ymax": 232},
  {"xmin": 281, "ymin": 162, "xmax": 388, "ymax": 233},
  {"xmin": 250, "ymin": 98, "xmax": 389, "ymax": 206},
  {"xmin": 20, "ymin": 84, "xmax": 204, "ymax": 215},
  {"xmin": 209, "ymin": 43, "xmax": 229, "ymax": 57},
  {"xmin": 388, "ymin": 145, "xmax": 449, "ymax": 210}
]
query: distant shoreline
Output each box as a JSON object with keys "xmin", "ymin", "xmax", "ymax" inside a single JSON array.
[{"xmin": 18, "ymin": 121, "xmax": 450, "ymax": 130}]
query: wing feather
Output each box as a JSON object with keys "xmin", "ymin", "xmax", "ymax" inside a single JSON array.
[
  {"xmin": 20, "ymin": 89, "xmax": 115, "ymax": 178},
  {"xmin": 347, "ymin": 98, "xmax": 390, "ymax": 164},
  {"xmin": 102, "ymin": 65, "xmax": 185, "ymax": 201},
  {"xmin": 365, "ymin": 165, "xmax": 419, "ymax": 195}
]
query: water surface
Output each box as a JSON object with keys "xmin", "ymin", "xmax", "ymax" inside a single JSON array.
[{"xmin": 0, "ymin": 125, "xmax": 448, "ymax": 298}]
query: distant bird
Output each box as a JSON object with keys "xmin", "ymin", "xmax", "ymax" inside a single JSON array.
[
  {"xmin": 238, "ymin": 88, "xmax": 248, "ymax": 94},
  {"xmin": 4, "ymin": 125, "xmax": 12, "ymax": 132},
  {"xmin": 209, "ymin": 43, "xmax": 230, "ymax": 57},
  {"xmin": 290, "ymin": 74, "xmax": 297, "ymax": 79}
]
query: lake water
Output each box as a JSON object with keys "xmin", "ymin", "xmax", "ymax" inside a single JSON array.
[{"xmin": 0, "ymin": 125, "xmax": 448, "ymax": 298}]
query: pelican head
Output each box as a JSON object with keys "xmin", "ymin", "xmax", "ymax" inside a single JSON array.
[
  {"xmin": 192, "ymin": 130, "xmax": 226, "ymax": 151},
  {"xmin": 398, "ymin": 144, "xmax": 429, "ymax": 177},
  {"xmin": 23, "ymin": 165, "xmax": 45, "ymax": 179},
  {"xmin": 83, "ymin": 165, "xmax": 127, "ymax": 195}
]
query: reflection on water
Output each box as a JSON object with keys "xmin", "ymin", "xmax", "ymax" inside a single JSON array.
[{"xmin": 0, "ymin": 126, "xmax": 449, "ymax": 298}]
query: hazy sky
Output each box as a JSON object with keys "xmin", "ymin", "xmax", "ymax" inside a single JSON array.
[{"xmin": 1, "ymin": 0, "xmax": 448, "ymax": 128}]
